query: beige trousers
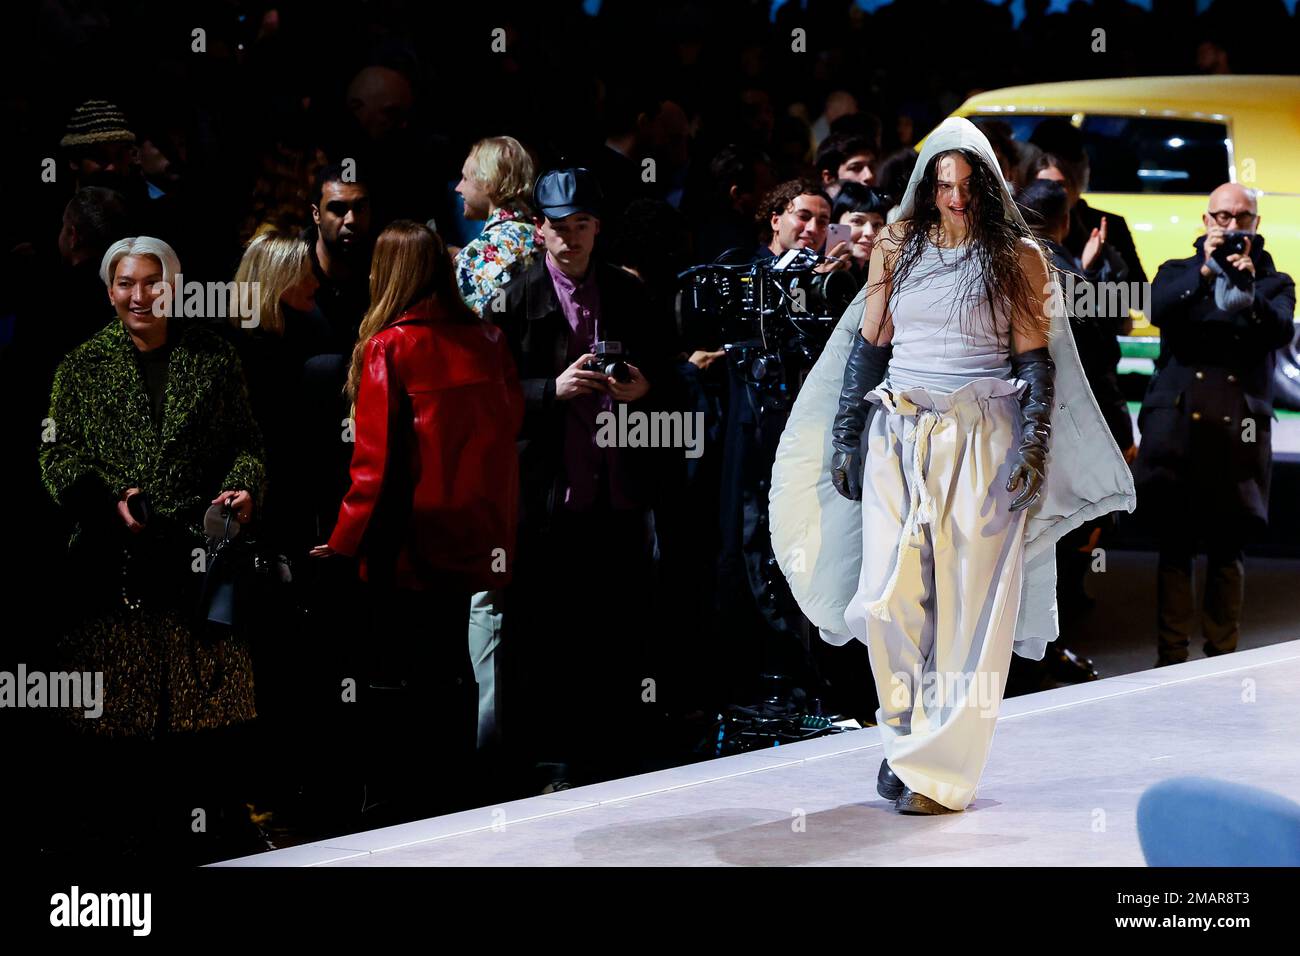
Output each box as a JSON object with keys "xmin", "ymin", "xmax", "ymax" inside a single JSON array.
[{"xmin": 844, "ymin": 378, "xmax": 1027, "ymax": 811}]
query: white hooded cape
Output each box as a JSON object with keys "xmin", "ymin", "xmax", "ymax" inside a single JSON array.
[{"xmin": 768, "ymin": 117, "xmax": 1136, "ymax": 660}]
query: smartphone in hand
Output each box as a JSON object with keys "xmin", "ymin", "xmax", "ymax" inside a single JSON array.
[{"xmin": 824, "ymin": 222, "xmax": 853, "ymax": 255}]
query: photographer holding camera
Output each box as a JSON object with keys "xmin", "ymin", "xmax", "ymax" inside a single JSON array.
[
  {"xmin": 492, "ymin": 168, "xmax": 676, "ymax": 790},
  {"xmin": 1134, "ymin": 183, "xmax": 1296, "ymax": 667}
]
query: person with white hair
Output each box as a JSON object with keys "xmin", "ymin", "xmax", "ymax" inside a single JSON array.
[
  {"xmin": 769, "ymin": 119, "xmax": 1135, "ymax": 815},
  {"xmin": 40, "ymin": 235, "xmax": 268, "ymax": 859}
]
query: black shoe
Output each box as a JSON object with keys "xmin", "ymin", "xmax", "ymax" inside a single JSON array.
[
  {"xmin": 894, "ymin": 787, "xmax": 960, "ymax": 815},
  {"xmin": 1048, "ymin": 646, "xmax": 1099, "ymax": 683},
  {"xmin": 535, "ymin": 761, "xmax": 573, "ymax": 795},
  {"xmin": 876, "ymin": 759, "xmax": 905, "ymax": 801}
]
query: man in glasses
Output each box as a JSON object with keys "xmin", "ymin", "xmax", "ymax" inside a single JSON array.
[{"xmin": 1134, "ymin": 182, "xmax": 1296, "ymax": 667}]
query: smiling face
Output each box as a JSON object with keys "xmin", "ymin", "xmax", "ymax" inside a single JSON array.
[
  {"xmin": 840, "ymin": 209, "xmax": 886, "ymax": 263},
  {"xmin": 933, "ymin": 152, "xmax": 973, "ymax": 238},
  {"xmin": 109, "ymin": 254, "xmax": 168, "ymax": 345},
  {"xmin": 771, "ymin": 193, "xmax": 831, "ymax": 254}
]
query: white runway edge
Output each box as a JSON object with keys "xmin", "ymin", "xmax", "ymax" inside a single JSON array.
[{"xmin": 214, "ymin": 640, "xmax": 1300, "ymax": 867}]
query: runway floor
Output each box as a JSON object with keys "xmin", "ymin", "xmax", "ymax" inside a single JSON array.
[{"xmin": 216, "ymin": 639, "xmax": 1300, "ymax": 867}]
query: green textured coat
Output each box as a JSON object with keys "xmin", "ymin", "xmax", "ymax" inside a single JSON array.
[{"xmin": 41, "ymin": 320, "xmax": 267, "ymax": 737}]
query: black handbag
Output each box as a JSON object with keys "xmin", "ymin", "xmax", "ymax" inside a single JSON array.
[{"xmin": 197, "ymin": 504, "xmax": 262, "ymax": 630}]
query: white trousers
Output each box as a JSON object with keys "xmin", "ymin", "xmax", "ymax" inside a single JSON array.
[
  {"xmin": 844, "ymin": 378, "xmax": 1027, "ymax": 811},
  {"xmin": 469, "ymin": 589, "xmax": 503, "ymax": 750}
]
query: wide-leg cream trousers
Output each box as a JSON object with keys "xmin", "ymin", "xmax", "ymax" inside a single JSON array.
[{"xmin": 844, "ymin": 377, "xmax": 1027, "ymax": 811}]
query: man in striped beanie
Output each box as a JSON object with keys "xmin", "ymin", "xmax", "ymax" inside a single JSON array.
[
  {"xmin": 57, "ymin": 98, "xmax": 184, "ymax": 250},
  {"xmin": 60, "ymin": 99, "xmax": 142, "ymax": 193}
]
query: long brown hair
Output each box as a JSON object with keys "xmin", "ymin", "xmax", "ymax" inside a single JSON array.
[
  {"xmin": 874, "ymin": 148, "xmax": 1048, "ymax": 346},
  {"xmin": 345, "ymin": 220, "xmax": 477, "ymax": 401}
]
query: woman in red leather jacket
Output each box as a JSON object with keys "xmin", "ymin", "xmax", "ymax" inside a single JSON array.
[{"xmin": 311, "ymin": 220, "xmax": 523, "ymax": 821}]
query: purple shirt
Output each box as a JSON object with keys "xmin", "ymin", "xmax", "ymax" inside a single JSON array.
[{"xmin": 545, "ymin": 256, "xmax": 636, "ymax": 511}]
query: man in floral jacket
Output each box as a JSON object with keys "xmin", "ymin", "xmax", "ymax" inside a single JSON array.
[{"xmin": 453, "ymin": 136, "xmax": 542, "ymax": 317}]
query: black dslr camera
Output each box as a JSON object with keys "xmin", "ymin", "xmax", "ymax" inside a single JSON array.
[{"xmin": 584, "ymin": 340, "xmax": 631, "ymax": 383}]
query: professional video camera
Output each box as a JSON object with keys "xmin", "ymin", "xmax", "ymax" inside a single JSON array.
[
  {"xmin": 677, "ymin": 246, "xmax": 860, "ymax": 405},
  {"xmin": 699, "ymin": 678, "xmax": 862, "ymax": 757},
  {"xmin": 677, "ymin": 246, "xmax": 863, "ymax": 714}
]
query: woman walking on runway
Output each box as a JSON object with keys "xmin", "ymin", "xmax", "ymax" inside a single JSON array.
[{"xmin": 769, "ymin": 118, "xmax": 1136, "ymax": 815}]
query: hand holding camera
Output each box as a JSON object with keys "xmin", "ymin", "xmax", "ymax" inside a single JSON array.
[
  {"xmin": 1222, "ymin": 232, "xmax": 1255, "ymax": 277},
  {"xmin": 556, "ymin": 353, "xmax": 611, "ymax": 400},
  {"xmin": 1202, "ymin": 226, "xmax": 1255, "ymax": 283},
  {"xmin": 607, "ymin": 363, "xmax": 650, "ymax": 402}
]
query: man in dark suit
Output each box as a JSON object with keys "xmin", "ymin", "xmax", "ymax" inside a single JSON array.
[
  {"xmin": 1133, "ymin": 183, "xmax": 1295, "ymax": 666},
  {"xmin": 491, "ymin": 168, "xmax": 679, "ymax": 789}
]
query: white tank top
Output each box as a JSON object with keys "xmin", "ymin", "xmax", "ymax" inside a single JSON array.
[{"xmin": 885, "ymin": 240, "xmax": 1013, "ymax": 393}]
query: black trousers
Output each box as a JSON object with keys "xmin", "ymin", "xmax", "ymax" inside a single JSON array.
[
  {"xmin": 1155, "ymin": 520, "xmax": 1245, "ymax": 664},
  {"xmin": 359, "ymin": 581, "xmax": 477, "ymax": 817},
  {"xmin": 43, "ymin": 720, "xmax": 262, "ymax": 864},
  {"xmin": 505, "ymin": 501, "xmax": 657, "ymax": 783}
]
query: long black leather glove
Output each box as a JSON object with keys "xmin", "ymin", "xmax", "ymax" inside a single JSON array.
[
  {"xmin": 1006, "ymin": 346, "xmax": 1055, "ymax": 512},
  {"xmin": 830, "ymin": 330, "xmax": 892, "ymax": 500}
]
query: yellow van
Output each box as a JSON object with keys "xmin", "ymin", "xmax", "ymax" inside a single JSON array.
[{"xmin": 944, "ymin": 76, "xmax": 1300, "ymax": 407}]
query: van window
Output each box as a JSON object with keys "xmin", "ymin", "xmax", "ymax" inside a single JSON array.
[
  {"xmin": 971, "ymin": 114, "xmax": 1230, "ymax": 195},
  {"xmin": 1080, "ymin": 116, "xmax": 1230, "ymax": 194}
]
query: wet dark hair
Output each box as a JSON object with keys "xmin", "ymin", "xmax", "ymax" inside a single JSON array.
[
  {"xmin": 873, "ymin": 147, "xmax": 1046, "ymax": 345},
  {"xmin": 831, "ymin": 182, "xmax": 892, "ymax": 223}
]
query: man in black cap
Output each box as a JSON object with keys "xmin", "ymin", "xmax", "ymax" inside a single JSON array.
[{"xmin": 492, "ymin": 168, "xmax": 678, "ymax": 790}]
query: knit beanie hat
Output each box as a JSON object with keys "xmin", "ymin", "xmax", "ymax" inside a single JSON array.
[{"xmin": 60, "ymin": 99, "xmax": 137, "ymax": 148}]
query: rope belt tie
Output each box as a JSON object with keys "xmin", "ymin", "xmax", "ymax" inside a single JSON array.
[{"xmin": 865, "ymin": 388, "xmax": 938, "ymax": 623}]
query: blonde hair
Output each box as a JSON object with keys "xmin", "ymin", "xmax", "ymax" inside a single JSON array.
[
  {"xmin": 232, "ymin": 232, "xmax": 312, "ymax": 336},
  {"xmin": 100, "ymin": 236, "xmax": 181, "ymax": 286},
  {"xmin": 467, "ymin": 136, "xmax": 536, "ymax": 210},
  {"xmin": 345, "ymin": 221, "xmax": 476, "ymax": 402}
]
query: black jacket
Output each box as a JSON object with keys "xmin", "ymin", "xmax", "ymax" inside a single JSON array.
[
  {"xmin": 1132, "ymin": 234, "xmax": 1296, "ymax": 531},
  {"xmin": 492, "ymin": 256, "xmax": 681, "ymax": 527},
  {"xmin": 302, "ymin": 223, "xmax": 371, "ymax": 355},
  {"xmin": 1042, "ymin": 238, "xmax": 1133, "ymax": 450},
  {"xmin": 1067, "ymin": 199, "xmax": 1147, "ymax": 284}
]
